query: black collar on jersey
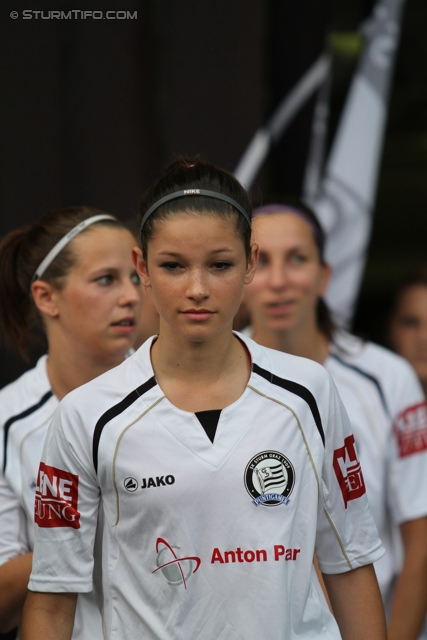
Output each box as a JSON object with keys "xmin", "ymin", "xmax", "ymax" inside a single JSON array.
[
  {"xmin": 3, "ymin": 390, "xmax": 53, "ymax": 473},
  {"xmin": 92, "ymin": 362, "xmax": 326, "ymax": 474},
  {"xmin": 252, "ymin": 362, "xmax": 325, "ymax": 446},
  {"xmin": 93, "ymin": 376, "xmax": 157, "ymax": 473},
  {"xmin": 140, "ymin": 189, "xmax": 251, "ymax": 233}
]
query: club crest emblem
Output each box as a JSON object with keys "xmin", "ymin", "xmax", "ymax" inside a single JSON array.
[{"xmin": 244, "ymin": 450, "xmax": 295, "ymax": 507}]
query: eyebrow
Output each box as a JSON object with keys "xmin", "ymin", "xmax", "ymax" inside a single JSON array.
[
  {"xmin": 88, "ymin": 266, "xmax": 121, "ymax": 277},
  {"xmin": 258, "ymin": 244, "xmax": 310, "ymax": 253},
  {"xmin": 157, "ymin": 248, "xmax": 235, "ymax": 257}
]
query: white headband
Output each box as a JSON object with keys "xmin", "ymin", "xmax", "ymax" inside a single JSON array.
[{"xmin": 31, "ymin": 214, "xmax": 117, "ymax": 283}]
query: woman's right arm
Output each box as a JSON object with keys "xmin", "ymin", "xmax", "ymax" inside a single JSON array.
[
  {"xmin": 0, "ymin": 553, "xmax": 33, "ymax": 632},
  {"xmin": 323, "ymin": 564, "xmax": 387, "ymax": 640},
  {"xmin": 20, "ymin": 591, "xmax": 77, "ymax": 640},
  {"xmin": 0, "ymin": 452, "xmax": 32, "ymax": 632}
]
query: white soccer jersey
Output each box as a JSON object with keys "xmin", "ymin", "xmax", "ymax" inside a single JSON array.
[
  {"xmin": 29, "ymin": 334, "xmax": 383, "ymax": 640},
  {"xmin": 0, "ymin": 356, "xmax": 103, "ymax": 640},
  {"xmin": 325, "ymin": 331, "xmax": 427, "ymax": 637}
]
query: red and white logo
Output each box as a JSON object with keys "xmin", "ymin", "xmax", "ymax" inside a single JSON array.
[
  {"xmin": 34, "ymin": 463, "xmax": 80, "ymax": 529},
  {"xmin": 152, "ymin": 537, "xmax": 200, "ymax": 589},
  {"xmin": 394, "ymin": 402, "xmax": 427, "ymax": 458},
  {"xmin": 333, "ymin": 435, "xmax": 366, "ymax": 508}
]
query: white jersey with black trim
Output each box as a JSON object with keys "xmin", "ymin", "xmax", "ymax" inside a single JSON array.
[
  {"xmin": 29, "ymin": 333, "xmax": 384, "ymax": 640},
  {"xmin": 325, "ymin": 331, "xmax": 427, "ymax": 635},
  {"xmin": 0, "ymin": 355, "xmax": 103, "ymax": 640}
]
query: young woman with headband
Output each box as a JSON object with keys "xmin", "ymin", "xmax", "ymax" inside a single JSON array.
[
  {"xmin": 0, "ymin": 206, "xmax": 143, "ymax": 637},
  {"xmin": 22, "ymin": 158, "xmax": 386, "ymax": 640},
  {"xmin": 242, "ymin": 200, "xmax": 427, "ymax": 640}
]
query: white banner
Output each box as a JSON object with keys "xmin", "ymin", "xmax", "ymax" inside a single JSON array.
[{"xmin": 307, "ymin": 0, "xmax": 407, "ymax": 327}]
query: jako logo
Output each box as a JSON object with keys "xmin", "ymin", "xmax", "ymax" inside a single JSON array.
[
  {"xmin": 34, "ymin": 462, "xmax": 80, "ymax": 529},
  {"xmin": 141, "ymin": 475, "xmax": 175, "ymax": 489},
  {"xmin": 124, "ymin": 477, "xmax": 138, "ymax": 492}
]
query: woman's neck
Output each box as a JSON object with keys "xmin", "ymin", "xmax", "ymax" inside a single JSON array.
[
  {"xmin": 252, "ymin": 322, "xmax": 329, "ymax": 365},
  {"xmin": 150, "ymin": 326, "xmax": 251, "ymax": 412},
  {"xmin": 153, "ymin": 328, "xmax": 234, "ymax": 374},
  {"xmin": 46, "ymin": 346, "xmax": 125, "ymax": 400}
]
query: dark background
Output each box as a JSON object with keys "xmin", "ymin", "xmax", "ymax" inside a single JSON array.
[{"xmin": 1, "ymin": 0, "xmax": 427, "ymax": 389}]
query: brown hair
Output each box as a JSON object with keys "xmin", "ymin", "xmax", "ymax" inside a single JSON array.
[
  {"xmin": 387, "ymin": 265, "xmax": 427, "ymax": 342},
  {"xmin": 0, "ymin": 206, "xmax": 122, "ymax": 358},
  {"xmin": 392, "ymin": 266, "xmax": 427, "ymax": 307},
  {"xmin": 139, "ymin": 155, "xmax": 252, "ymax": 260}
]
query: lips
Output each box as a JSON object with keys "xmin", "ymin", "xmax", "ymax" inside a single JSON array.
[
  {"xmin": 111, "ymin": 317, "xmax": 136, "ymax": 333},
  {"xmin": 181, "ymin": 309, "xmax": 215, "ymax": 321},
  {"xmin": 265, "ymin": 300, "xmax": 294, "ymax": 315},
  {"xmin": 112, "ymin": 317, "xmax": 135, "ymax": 326}
]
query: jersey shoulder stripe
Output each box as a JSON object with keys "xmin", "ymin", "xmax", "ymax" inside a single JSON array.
[
  {"xmin": 252, "ymin": 362, "xmax": 325, "ymax": 445},
  {"xmin": 93, "ymin": 376, "xmax": 157, "ymax": 473},
  {"xmin": 329, "ymin": 353, "xmax": 390, "ymax": 418},
  {"xmin": 3, "ymin": 390, "xmax": 53, "ymax": 473}
]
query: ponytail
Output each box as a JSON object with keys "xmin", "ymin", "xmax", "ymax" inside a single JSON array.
[{"xmin": 0, "ymin": 226, "xmax": 38, "ymax": 358}]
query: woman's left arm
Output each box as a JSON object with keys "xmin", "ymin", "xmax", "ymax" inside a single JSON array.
[
  {"xmin": 323, "ymin": 564, "xmax": 387, "ymax": 640},
  {"xmin": 387, "ymin": 516, "xmax": 427, "ymax": 640}
]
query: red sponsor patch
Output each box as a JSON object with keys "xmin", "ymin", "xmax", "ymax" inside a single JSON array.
[
  {"xmin": 34, "ymin": 462, "xmax": 80, "ymax": 529},
  {"xmin": 333, "ymin": 434, "xmax": 366, "ymax": 508},
  {"xmin": 394, "ymin": 402, "xmax": 427, "ymax": 458}
]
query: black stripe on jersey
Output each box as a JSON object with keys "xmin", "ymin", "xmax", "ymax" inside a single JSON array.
[
  {"xmin": 92, "ymin": 376, "xmax": 157, "ymax": 473},
  {"xmin": 330, "ymin": 353, "xmax": 390, "ymax": 419},
  {"xmin": 3, "ymin": 390, "xmax": 53, "ymax": 474},
  {"xmin": 252, "ymin": 362, "xmax": 325, "ymax": 446}
]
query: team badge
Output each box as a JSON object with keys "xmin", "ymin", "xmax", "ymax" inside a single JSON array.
[{"xmin": 244, "ymin": 450, "xmax": 295, "ymax": 507}]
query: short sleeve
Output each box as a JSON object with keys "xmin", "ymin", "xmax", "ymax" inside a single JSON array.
[
  {"xmin": 0, "ymin": 470, "xmax": 31, "ymax": 565},
  {"xmin": 315, "ymin": 375, "xmax": 385, "ymax": 574},
  {"xmin": 29, "ymin": 399, "xmax": 100, "ymax": 594},
  {"xmin": 388, "ymin": 363, "xmax": 427, "ymax": 525}
]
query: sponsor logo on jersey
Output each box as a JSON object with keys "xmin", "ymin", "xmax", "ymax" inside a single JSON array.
[
  {"xmin": 141, "ymin": 475, "xmax": 175, "ymax": 489},
  {"xmin": 333, "ymin": 434, "xmax": 366, "ymax": 508},
  {"xmin": 123, "ymin": 475, "xmax": 176, "ymax": 491},
  {"xmin": 211, "ymin": 544, "xmax": 300, "ymax": 564},
  {"xmin": 394, "ymin": 401, "xmax": 427, "ymax": 457},
  {"xmin": 34, "ymin": 462, "xmax": 80, "ymax": 529},
  {"xmin": 152, "ymin": 537, "xmax": 200, "ymax": 589},
  {"xmin": 244, "ymin": 450, "xmax": 295, "ymax": 507},
  {"xmin": 124, "ymin": 477, "xmax": 138, "ymax": 491}
]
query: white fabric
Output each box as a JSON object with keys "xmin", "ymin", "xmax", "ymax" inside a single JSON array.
[
  {"xmin": 0, "ymin": 356, "xmax": 103, "ymax": 640},
  {"xmin": 29, "ymin": 334, "xmax": 383, "ymax": 639},
  {"xmin": 325, "ymin": 332, "xmax": 427, "ymax": 639},
  {"xmin": 242, "ymin": 326, "xmax": 427, "ymax": 637},
  {"xmin": 309, "ymin": 0, "xmax": 408, "ymax": 328}
]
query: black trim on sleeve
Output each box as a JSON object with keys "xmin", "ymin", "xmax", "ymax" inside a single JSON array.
[
  {"xmin": 3, "ymin": 390, "xmax": 54, "ymax": 474},
  {"xmin": 252, "ymin": 362, "xmax": 325, "ymax": 446},
  {"xmin": 92, "ymin": 376, "xmax": 157, "ymax": 473},
  {"xmin": 330, "ymin": 353, "xmax": 390, "ymax": 419}
]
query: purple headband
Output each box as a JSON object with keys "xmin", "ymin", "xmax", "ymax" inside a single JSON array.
[{"xmin": 252, "ymin": 203, "xmax": 325, "ymax": 257}]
